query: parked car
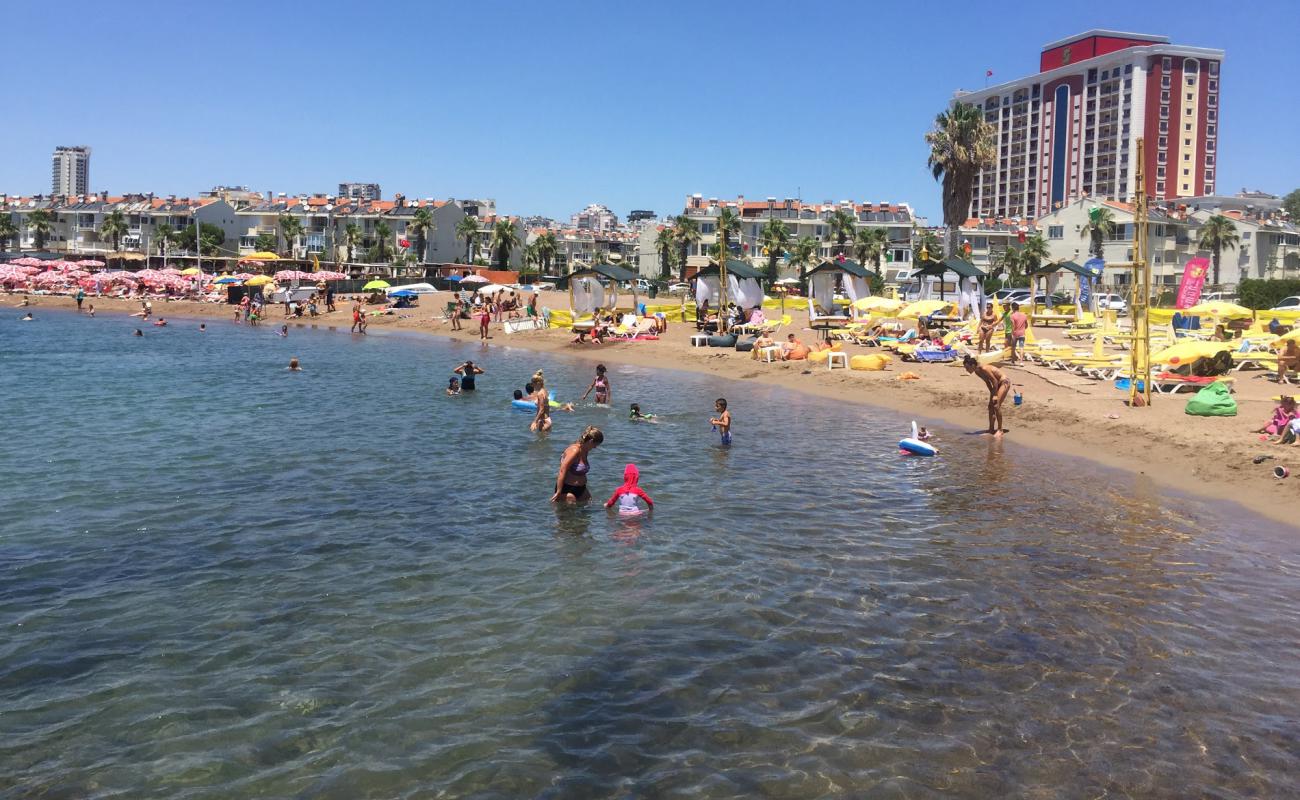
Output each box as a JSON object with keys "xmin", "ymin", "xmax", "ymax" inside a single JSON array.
[
  {"xmin": 1271, "ymin": 296, "xmax": 1300, "ymax": 311},
  {"xmin": 667, "ymin": 282, "xmax": 690, "ymax": 294},
  {"xmin": 1202, "ymin": 291, "xmax": 1237, "ymax": 303},
  {"xmin": 1096, "ymin": 293, "xmax": 1128, "ymax": 314}
]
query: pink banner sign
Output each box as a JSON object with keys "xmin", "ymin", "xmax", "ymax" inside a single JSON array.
[{"xmin": 1175, "ymin": 257, "xmax": 1210, "ymax": 309}]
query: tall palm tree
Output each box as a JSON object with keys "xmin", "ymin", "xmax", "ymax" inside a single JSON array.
[
  {"xmin": 153, "ymin": 223, "xmax": 175, "ymax": 267},
  {"xmin": 522, "ymin": 240, "xmax": 540, "ymax": 278},
  {"xmin": 789, "ymin": 235, "xmax": 819, "ymax": 286},
  {"xmin": 654, "ymin": 227, "xmax": 676, "ymax": 280},
  {"xmin": 992, "ymin": 247, "xmax": 1023, "ymax": 285},
  {"xmin": 342, "ymin": 223, "xmax": 361, "ymax": 263},
  {"xmin": 277, "ymin": 213, "xmax": 303, "ymax": 257},
  {"xmin": 759, "ymin": 217, "xmax": 790, "ymax": 284},
  {"xmin": 715, "ymin": 207, "xmax": 741, "ymax": 264},
  {"xmin": 490, "ymin": 219, "xmax": 519, "ymax": 269},
  {"xmin": 826, "ymin": 208, "xmax": 857, "ymax": 256},
  {"xmin": 853, "ymin": 227, "xmax": 889, "ymax": 277},
  {"xmin": 911, "ymin": 228, "xmax": 941, "ymax": 265},
  {"xmin": 673, "ymin": 215, "xmax": 701, "ymax": 282},
  {"xmin": 455, "ymin": 215, "xmax": 480, "ymax": 264},
  {"xmin": 99, "ymin": 209, "xmax": 128, "ymax": 253},
  {"xmin": 535, "ymin": 230, "xmax": 558, "ymax": 275},
  {"xmin": 1080, "ymin": 206, "xmax": 1117, "ymax": 260},
  {"xmin": 1197, "ymin": 214, "xmax": 1240, "ymax": 286},
  {"xmin": 925, "ymin": 101, "xmax": 996, "ymax": 256},
  {"xmin": 28, "ymin": 209, "xmax": 54, "ymax": 250},
  {"xmin": 373, "ymin": 221, "xmax": 392, "ymax": 263},
  {"xmin": 1018, "ymin": 233, "xmax": 1050, "ymax": 277},
  {"xmin": 409, "ymin": 207, "xmax": 434, "ymax": 264},
  {"xmin": 0, "ymin": 215, "xmax": 18, "ymax": 252}
]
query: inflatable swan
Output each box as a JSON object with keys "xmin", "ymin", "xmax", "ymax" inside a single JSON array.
[{"xmin": 898, "ymin": 420, "xmax": 937, "ymax": 457}]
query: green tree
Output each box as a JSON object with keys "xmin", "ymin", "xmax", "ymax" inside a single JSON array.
[
  {"xmin": 27, "ymin": 209, "xmax": 54, "ymax": 250},
  {"xmin": 409, "ymin": 207, "xmax": 434, "ymax": 264},
  {"xmin": 373, "ymin": 221, "xmax": 392, "ymax": 263},
  {"xmin": 654, "ymin": 227, "xmax": 676, "ymax": 280},
  {"xmin": 277, "ymin": 213, "xmax": 303, "ymax": 257},
  {"xmin": 176, "ymin": 223, "xmax": 226, "ymax": 256},
  {"xmin": 455, "ymin": 215, "xmax": 480, "ymax": 264},
  {"xmin": 535, "ymin": 230, "xmax": 558, "ymax": 275},
  {"xmin": 153, "ymin": 223, "xmax": 176, "ymax": 266},
  {"xmin": 788, "ymin": 235, "xmax": 819, "ymax": 287},
  {"xmin": 99, "ymin": 209, "xmax": 129, "ymax": 252},
  {"xmin": 521, "ymin": 241, "xmax": 540, "ymax": 278},
  {"xmin": 490, "ymin": 219, "xmax": 519, "ymax": 269},
  {"xmin": 673, "ymin": 215, "xmax": 700, "ymax": 282},
  {"xmin": 925, "ymin": 101, "xmax": 996, "ymax": 256},
  {"xmin": 1080, "ymin": 206, "xmax": 1116, "ymax": 260},
  {"xmin": 911, "ymin": 228, "xmax": 941, "ymax": 265},
  {"xmin": 0, "ymin": 214, "xmax": 18, "ymax": 251},
  {"xmin": 715, "ymin": 207, "xmax": 741, "ymax": 263},
  {"xmin": 1281, "ymin": 188, "xmax": 1300, "ymax": 220},
  {"xmin": 826, "ymin": 208, "xmax": 857, "ymax": 256},
  {"xmin": 992, "ymin": 247, "xmax": 1023, "ymax": 286},
  {"xmin": 254, "ymin": 232, "xmax": 277, "ymax": 253},
  {"xmin": 1197, "ymin": 214, "xmax": 1241, "ymax": 286},
  {"xmin": 853, "ymin": 227, "xmax": 889, "ymax": 277},
  {"xmin": 758, "ymin": 217, "xmax": 790, "ymax": 284},
  {"xmin": 1019, "ymin": 233, "xmax": 1050, "ymax": 276},
  {"xmin": 342, "ymin": 223, "xmax": 361, "ymax": 263}
]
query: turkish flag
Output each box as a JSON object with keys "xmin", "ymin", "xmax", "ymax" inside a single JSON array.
[
  {"xmin": 399, "ymin": 238, "xmax": 410, "ymax": 248},
  {"xmin": 986, "ymin": 69, "xmax": 993, "ymax": 77}
]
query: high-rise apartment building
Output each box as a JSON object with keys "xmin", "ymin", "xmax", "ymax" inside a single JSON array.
[
  {"xmin": 338, "ymin": 182, "xmax": 381, "ymax": 201},
  {"xmin": 952, "ymin": 30, "xmax": 1223, "ymax": 221},
  {"xmin": 52, "ymin": 146, "xmax": 91, "ymax": 196}
]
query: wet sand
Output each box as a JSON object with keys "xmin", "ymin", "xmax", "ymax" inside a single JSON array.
[{"xmin": 18, "ymin": 291, "xmax": 1298, "ymax": 527}]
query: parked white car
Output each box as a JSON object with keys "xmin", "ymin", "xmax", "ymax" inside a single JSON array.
[
  {"xmin": 667, "ymin": 282, "xmax": 690, "ymax": 294},
  {"xmin": 1271, "ymin": 296, "xmax": 1300, "ymax": 311},
  {"xmin": 1096, "ymin": 293, "xmax": 1128, "ymax": 314}
]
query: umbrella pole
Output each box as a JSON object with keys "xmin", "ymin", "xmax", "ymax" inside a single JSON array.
[{"xmin": 719, "ymin": 262, "xmax": 729, "ymax": 333}]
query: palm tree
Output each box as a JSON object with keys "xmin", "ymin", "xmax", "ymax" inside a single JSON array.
[
  {"xmin": 28, "ymin": 209, "xmax": 54, "ymax": 250},
  {"xmin": 992, "ymin": 247, "xmax": 1022, "ymax": 285},
  {"xmin": 373, "ymin": 221, "xmax": 393, "ymax": 263},
  {"xmin": 490, "ymin": 219, "xmax": 519, "ymax": 269},
  {"xmin": 522, "ymin": 241, "xmax": 540, "ymax": 278},
  {"xmin": 1018, "ymin": 233, "xmax": 1050, "ymax": 277},
  {"xmin": 789, "ymin": 235, "xmax": 819, "ymax": 286},
  {"xmin": 455, "ymin": 215, "xmax": 480, "ymax": 265},
  {"xmin": 654, "ymin": 227, "xmax": 676, "ymax": 280},
  {"xmin": 0, "ymin": 215, "xmax": 17, "ymax": 252},
  {"xmin": 759, "ymin": 218, "xmax": 790, "ymax": 284},
  {"xmin": 254, "ymin": 232, "xmax": 277, "ymax": 253},
  {"xmin": 673, "ymin": 215, "xmax": 701, "ymax": 282},
  {"xmin": 826, "ymin": 208, "xmax": 857, "ymax": 256},
  {"xmin": 99, "ymin": 209, "xmax": 128, "ymax": 253},
  {"xmin": 1080, "ymin": 206, "xmax": 1116, "ymax": 260},
  {"xmin": 342, "ymin": 223, "xmax": 361, "ymax": 264},
  {"xmin": 409, "ymin": 207, "xmax": 434, "ymax": 264},
  {"xmin": 534, "ymin": 230, "xmax": 558, "ymax": 275},
  {"xmin": 278, "ymin": 213, "xmax": 303, "ymax": 257},
  {"xmin": 911, "ymin": 228, "xmax": 941, "ymax": 266},
  {"xmin": 1197, "ymin": 214, "xmax": 1240, "ymax": 286},
  {"xmin": 853, "ymin": 227, "xmax": 889, "ymax": 277},
  {"xmin": 153, "ymin": 223, "xmax": 175, "ymax": 267},
  {"xmin": 925, "ymin": 101, "xmax": 996, "ymax": 256},
  {"xmin": 715, "ymin": 207, "xmax": 741, "ymax": 263}
]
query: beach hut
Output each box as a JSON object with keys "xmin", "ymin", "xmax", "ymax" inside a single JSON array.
[
  {"xmin": 911, "ymin": 257, "xmax": 986, "ymax": 319},
  {"xmin": 1027, "ymin": 259, "xmax": 1103, "ymax": 319},
  {"xmin": 694, "ymin": 259, "xmax": 765, "ymax": 323},
  {"xmin": 804, "ymin": 258, "xmax": 872, "ymax": 327},
  {"xmin": 561, "ymin": 262, "xmax": 640, "ymax": 320}
]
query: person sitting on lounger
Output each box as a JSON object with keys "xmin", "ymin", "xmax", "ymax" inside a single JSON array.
[
  {"xmin": 1278, "ymin": 339, "xmax": 1300, "ymax": 385},
  {"xmin": 747, "ymin": 306, "xmax": 766, "ymax": 327},
  {"xmin": 781, "ymin": 333, "xmax": 810, "ymax": 361}
]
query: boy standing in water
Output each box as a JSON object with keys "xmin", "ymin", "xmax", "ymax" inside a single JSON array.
[{"xmin": 710, "ymin": 398, "xmax": 732, "ymax": 445}]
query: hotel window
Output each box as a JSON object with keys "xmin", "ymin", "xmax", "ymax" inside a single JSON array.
[
  {"xmin": 1186, "ymin": 78, "xmax": 1194, "ymax": 87},
  {"xmin": 1185, "ymin": 122, "xmax": 1192, "ymax": 131},
  {"xmin": 1160, "ymin": 91, "xmax": 1170, "ymax": 103},
  {"xmin": 1205, "ymin": 184, "xmax": 1214, "ymax": 194},
  {"xmin": 1185, "ymin": 107, "xmax": 1192, "ymax": 116},
  {"xmin": 1160, "ymin": 106, "xmax": 1169, "ymax": 118},
  {"xmin": 1161, "ymin": 75, "xmax": 1171, "ymax": 88},
  {"xmin": 1158, "ymin": 136, "xmax": 1167, "ymax": 148},
  {"xmin": 1186, "ymin": 92, "xmax": 1193, "ymax": 101},
  {"xmin": 1207, "ymin": 95, "xmax": 1217, "ymax": 107},
  {"xmin": 1207, "ymin": 124, "xmax": 1216, "ymax": 137},
  {"xmin": 1157, "ymin": 152, "xmax": 1167, "ymax": 163},
  {"xmin": 1156, "ymin": 182, "xmax": 1166, "ymax": 193},
  {"xmin": 1206, "ymin": 170, "xmax": 1215, "ymax": 181},
  {"xmin": 1184, "ymin": 138, "xmax": 1191, "ymax": 146},
  {"xmin": 1157, "ymin": 166, "xmax": 1166, "ymax": 177},
  {"xmin": 1162, "ymin": 57, "xmax": 1172, "ymax": 71},
  {"xmin": 1208, "ymin": 79, "xmax": 1217, "ymax": 91},
  {"xmin": 1183, "ymin": 168, "xmax": 1190, "ymax": 176},
  {"xmin": 1125, "ymin": 64, "xmax": 1132, "ymax": 74},
  {"xmin": 1184, "ymin": 59, "xmax": 1198, "ymax": 73},
  {"xmin": 1208, "ymin": 109, "xmax": 1217, "ymax": 121},
  {"xmin": 1209, "ymin": 61, "xmax": 1219, "ymax": 75},
  {"xmin": 1159, "ymin": 120, "xmax": 1168, "ymax": 132},
  {"xmin": 1206, "ymin": 154, "xmax": 1215, "ymax": 165}
]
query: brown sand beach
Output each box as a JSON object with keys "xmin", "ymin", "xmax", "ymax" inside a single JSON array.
[{"xmin": 18, "ymin": 290, "xmax": 1298, "ymax": 527}]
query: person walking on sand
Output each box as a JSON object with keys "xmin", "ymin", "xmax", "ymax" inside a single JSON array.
[
  {"xmin": 478, "ymin": 303, "xmax": 492, "ymax": 341},
  {"xmin": 964, "ymin": 354, "xmax": 1010, "ymax": 436},
  {"xmin": 551, "ymin": 426, "xmax": 603, "ymax": 503},
  {"xmin": 75, "ymin": 287, "xmax": 85, "ymax": 312},
  {"xmin": 710, "ymin": 398, "xmax": 732, "ymax": 445},
  {"xmin": 450, "ymin": 296, "xmax": 464, "ymax": 331},
  {"xmin": 351, "ymin": 300, "xmax": 362, "ymax": 333},
  {"xmin": 1007, "ymin": 303, "xmax": 1028, "ymax": 363},
  {"xmin": 977, "ymin": 303, "xmax": 996, "ymax": 353}
]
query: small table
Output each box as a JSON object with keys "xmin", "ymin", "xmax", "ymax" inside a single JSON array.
[
  {"xmin": 827, "ymin": 351, "xmax": 848, "ymax": 370},
  {"xmin": 691, "ymin": 334, "xmax": 710, "ymax": 347},
  {"xmin": 760, "ymin": 345, "xmax": 782, "ymax": 362}
]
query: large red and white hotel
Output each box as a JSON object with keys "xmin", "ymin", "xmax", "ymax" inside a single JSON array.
[{"xmin": 952, "ymin": 30, "xmax": 1224, "ymax": 222}]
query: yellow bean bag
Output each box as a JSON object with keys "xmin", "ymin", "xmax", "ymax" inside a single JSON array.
[
  {"xmin": 808, "ymin": 350, "xmax": 830, "ymax": 364},
  {"xmin": 850, "ymin": 354, "xmax": 892, "ymax": 371}
]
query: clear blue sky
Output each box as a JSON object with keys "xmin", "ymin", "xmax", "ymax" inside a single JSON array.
[{"xmin": 2, "ymin": 1, "xmax": 1295, "ymax": 222}]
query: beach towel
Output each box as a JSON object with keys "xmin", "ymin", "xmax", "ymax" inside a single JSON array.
[{"xmin": 1184, "ymin": 382, "xmax": 1237, "ymax": 417}]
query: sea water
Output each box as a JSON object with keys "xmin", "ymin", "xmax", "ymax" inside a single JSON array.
[{"xmin": 1, "ymin": 310, "xmax": 1298, "ymax": 798}]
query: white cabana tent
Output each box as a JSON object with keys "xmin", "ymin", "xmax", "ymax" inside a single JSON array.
[
  {"xmin": 563, "ymin": 262, "xmax": 640, "ymax": 320},
  {"xmin": 693, "ymin": 259, "xmax": 765, "ymax": 314},
  {"xmin": 805, "ymin": 258, "xmax": 872, "ymax": 323}
]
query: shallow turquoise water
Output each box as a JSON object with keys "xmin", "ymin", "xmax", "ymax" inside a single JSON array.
[{"xmin": 1, "ymin": 309, "xmax": 1298, "ymax": 798}]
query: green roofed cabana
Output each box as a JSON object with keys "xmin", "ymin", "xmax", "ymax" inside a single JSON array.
[
  {"xmin": 560, "ymin": 262, "xmax": 642, "ymax": 317},
  {"xmin": 805, "ymin": 258, "xmax": 873, "ymax": 322},
  {"xmin": 911, "ymin": 257, "xmax": 986, "ymax": 317},
  {"xmin": 911, "ymin": 256, "xmax": 986, "ymax": 280},
  {"xmin": 695, "ymin": 258, "xmax": 765, "ymax": 314},
  {"xmin": 695, "ymin": 258, "xmax": 765, "ymax": 280}
]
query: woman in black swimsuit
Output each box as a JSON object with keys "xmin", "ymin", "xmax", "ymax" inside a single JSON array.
[
  {"xmin": 551, "ymin": 426, "xmax": 603, "ymax": 503},
  {"xmin": 454, "ymin": 360, "xmax": 483, "ymax": 391}
]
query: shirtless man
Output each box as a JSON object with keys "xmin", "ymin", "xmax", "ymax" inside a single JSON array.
[
  {"xmin": 782, "ymin": 333, "xmax": 810, "ymax": 361},
  {"xmin": 963, "ymin": 354, "xmax": 1010, "ymax": 436}
]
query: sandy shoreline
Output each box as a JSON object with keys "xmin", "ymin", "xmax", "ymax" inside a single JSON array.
[{"xmin": 16, "ymin": 291, "xmax": 1298, "ymax": 528}]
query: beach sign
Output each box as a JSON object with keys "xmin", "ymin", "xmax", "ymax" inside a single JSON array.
[{"xmin": 1175, "ymin": 257, "xmax": 1210, "ymax": 309}]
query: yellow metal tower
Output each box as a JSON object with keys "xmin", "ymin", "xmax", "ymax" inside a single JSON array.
[{"xmin": 1128, "ymin": 139, "xmax": 1152, "ymax": 407}]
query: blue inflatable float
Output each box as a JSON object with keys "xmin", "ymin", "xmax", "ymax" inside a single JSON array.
[{"xmin": 898, "ymin": 421, "xmax": 937, "ymax": 457}]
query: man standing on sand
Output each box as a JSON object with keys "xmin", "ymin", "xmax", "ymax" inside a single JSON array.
[
  {"xmin": 964, "ymin": 354, "xmax": 1010, "ymax": 436},
  {"xmin": 1007, "ymin": 302, "xmax": 1028, "ymax": 363}
]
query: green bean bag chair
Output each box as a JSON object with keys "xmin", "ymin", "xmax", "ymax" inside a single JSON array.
[
  {"xmin": 1185, "ymin": 382, "xmax": 1237, "ymax": 417},
  {"xmin": 707, "ymin": 333, "xmax": 738, "ymax": 348}
]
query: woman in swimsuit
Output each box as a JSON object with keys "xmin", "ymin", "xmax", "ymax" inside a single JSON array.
[
  {"xmin": 963, "ymin": 354, "xmax": 1010, "ymax": 436},
  {"xmin": 582, "ymin": 364, "xmax": 611, "ymax": 405},
  {"xmin": 977, "ymin": 304, "xmax": 997, "ymax": 353},
  {"xmin": 531, "ymin": 374, "xmax": 553, "ymax": 432},
  {"xmin": 552, "ymin": 426, "xmax": 603, "ymax": 503}
]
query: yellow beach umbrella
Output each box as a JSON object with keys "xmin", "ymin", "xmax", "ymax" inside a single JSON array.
[
  {"xmin": 899, "ymin": 299, "xmax": 952, "ymax": 319},
  {"xmin": 242, "ymin": 251, "xmax": 280, "ymax": 261},
  {"xmin": 362, "ymin": 279, "xmax": 391, "ymax": 291},
  {"xmin": 245, "ymin": 275, "xmax": 274, "ymax": 286},
  {"xmin": 1151, "ymin": 340, "xmax": 1233, "ymax": 365},
  {"xmin": 853, "ymin": 296, "xmax": 906, "ymax": 315},
  {"xmin": 180, "ymin": 267, "xmax": 201, "ymax": 276},
  {"xmin": 1184, "ymin": 301, "xmax": 1253, "ymax": 319}
]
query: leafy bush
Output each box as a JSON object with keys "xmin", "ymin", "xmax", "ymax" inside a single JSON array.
[{"xmin": 1238, "ymin": 279, "xmax": 1300, "ymax": 309}]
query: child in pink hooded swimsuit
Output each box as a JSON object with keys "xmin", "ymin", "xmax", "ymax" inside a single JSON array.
[{"xmin": 604, "ymin": 463, "xmax": 653, "ymax": 515}]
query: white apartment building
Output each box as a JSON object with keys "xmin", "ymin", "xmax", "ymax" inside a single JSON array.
[
  {"xmin": 1036, "ymin": 197, "xmax": 1201, "ymax": 289},
  {"xmin": 51, "ymin": 146, "xmax": 91, "ymax": 196},
  {"xmin": 570, "ymin": 203, "xmax": 618, "ymax": 232},
  {"xmin": 0, "ymin": 192, "xmax": 241, "ymax": 256},
  {"xmin": 1188, "ymin": 208, "xmax": 1300, "ymax": 282}
]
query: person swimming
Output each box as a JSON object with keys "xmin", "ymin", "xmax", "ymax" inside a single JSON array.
[
  {"xmin": 447, "ymin": 377, "xmax": 461, "ymax": 395},
  {"xmin": 288, "ymin": 357, "xmax": 301, "ymax": 371},
  {"xmin": 604, "ymin": 463, "xmax": 653, "ymax": 515},
  {"xmin": 153, "ymin": 318, "xmax": 167, "ymax": 327},
  {"xmin": 629, "ymin": 403, "xmax": 657, "ymax": 422},
  {"xmin": 133, "ymin": 328, "xmax": 143, "ymax": 336},
  {"xmin": 20, "ymin": 312, "xmax": 33, "ymax": 321},
  {"xmin": 279, "ymin": 325, "xmax": 288, "ymax": 337},
  {"xmin": 198, "ymin": 323, "xmax": 206, "ymax": 332}
]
